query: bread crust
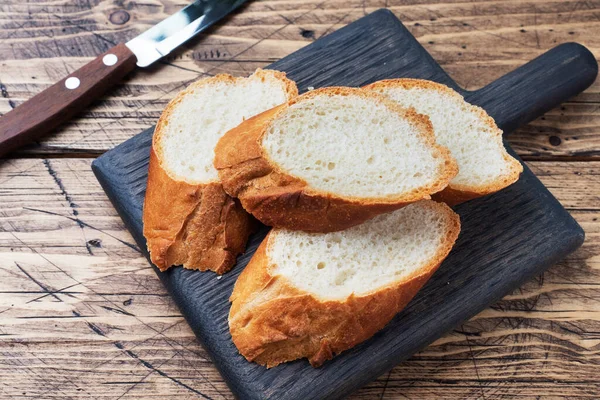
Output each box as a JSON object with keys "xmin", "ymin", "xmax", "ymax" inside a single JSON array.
[
  {"xmin": 214, "ymin": 87, "xmax": 458, "ymax": 232},
  {"xmin": 143, "ymin": 70, "xmax": 298, "ymax": 273},
  {"xmin": 229, "ymin": 201, "xmax": 461, "ymax": 368},
  {"xmin": 364, "ymin": 79, "xmax": 523, "ymax": 206}
]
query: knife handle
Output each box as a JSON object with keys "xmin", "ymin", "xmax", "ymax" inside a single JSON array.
[{"xmin": 0, "ymin": 43, "xmax": 137, "ymax": 157}]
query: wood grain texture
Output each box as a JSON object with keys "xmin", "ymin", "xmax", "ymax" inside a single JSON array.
[
  {"xmin": 0, "ymin": 158, "xmax": 598, "ymax": 399},
  {"xmin": 90, "ymin": 10, "xmax": 593, "ymax": 398},
  {"xmin": 0, "ymin": 1, "xmax": 599, "ymax": 399},
  {"xmin": 0, "ymin": 0, "xmax": 599, "ymax": 158}
]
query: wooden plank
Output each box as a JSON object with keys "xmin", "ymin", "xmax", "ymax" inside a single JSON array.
[
  {"xmin": 1, "ymin": 0, "xmax": 600, "ymax": 397},
  {"xmin": 0, "ymin": 0, "xmax": 599, "ymax": 158},
  {"xmin": 0, "ymin": 158, "xmax": 598, "ymax": 398},
  {"xmin": 89, "ymin": 10, "xmax": 595, "ymax": 396}
]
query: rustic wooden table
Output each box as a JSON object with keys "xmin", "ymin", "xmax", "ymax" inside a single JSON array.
[{"xmin": 1, "ymin": 1, "xmax": 599, "ymax": 399}]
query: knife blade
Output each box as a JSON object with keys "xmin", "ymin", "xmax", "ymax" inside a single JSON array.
[
  {"xmin": 0, "ymin": 0, "xmax": 248, "ymax": 158},
  {"xmin": 126, "ymin": 0, "xmax": 248, "ymax": 67}
]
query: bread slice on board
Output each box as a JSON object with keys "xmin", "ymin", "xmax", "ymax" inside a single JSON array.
[
  {"xmin": 143, "ymin": 69, "xmax": 298, "ymax": 274},
  {"xmin": 229, "ymin": 200, "xmax": 460, "ymax": 368},
  {"xmin": 214, "ymin": 87, "xmax": 458, "ymax": 232},
  {"xmin": 364, "ymin": 79, "xmax": 523, "ymax": 205}
]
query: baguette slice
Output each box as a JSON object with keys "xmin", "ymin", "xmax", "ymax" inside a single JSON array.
[
  {"xmin": 229, "ymin": 200, "xmax": 460, "ymax": 367},
  {"xmin": 365, "ymin": 79, "xmax": 523, "ymax": 205},
  {"xmin": 214, "ymin": 87, "xmax": 458, "ymax": 232},
  {"xmin": 143, "ymin": 69, "xmax": 298, "ymax": 274}
]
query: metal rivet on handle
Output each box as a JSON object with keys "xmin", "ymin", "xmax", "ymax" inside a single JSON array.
[
  {"xmin": 65, "ymin": 77, "xmax": 80, "ymax": 90},
  {"xmin": 103, "ymin": 54, "xmax": 118, "ymax": 66}
]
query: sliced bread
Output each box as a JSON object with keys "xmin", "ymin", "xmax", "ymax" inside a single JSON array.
[
  {"xmin": 214, "ymin": 87, "xmax": 458, "ymax": 232},
  {"xmin": 229, "ymin": 200, "xmax": 461, "ymax": 367},
  {"xmin": 364, "ymin": 79, "xmax": 523, "ymax": 205},
  {"xmin": 143, "ymin": 69, "xmax": 298, "ymax": 274}
]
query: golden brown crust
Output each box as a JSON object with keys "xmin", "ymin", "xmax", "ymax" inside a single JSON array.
[
  {"xmin": 229, "ymin": 201, "xmax": 461, "ymax": 368},
  {"xmin": 431, "ymin": 186, "xmax": 482, "ymax": 206},
  {"xmin": 214, "ymin": 87, "xmax": 458, "ymax": 232},
  {"xmin": 364, "ymin": 78, "xmax": 523, "ymax": 206},
  {"xmin": 143, "ymin": 148, "xmax": 252, "ymax": 273},
  {"xmin": 143, "ymin": 69, "xmax": 298, "ymax": 273}
]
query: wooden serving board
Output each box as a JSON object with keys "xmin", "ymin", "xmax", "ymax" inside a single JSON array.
[{"xmin": 92, "ymin": 10, "xmax": 597, "ymax": 400}]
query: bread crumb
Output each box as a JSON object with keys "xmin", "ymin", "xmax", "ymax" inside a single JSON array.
[
  {"xmin": 269, "ymin": 201, "xmax": 459, "ymax": 299},
  {"xmin": 307, "ymin": 86, "xmax": 315, "ymax": 91}
]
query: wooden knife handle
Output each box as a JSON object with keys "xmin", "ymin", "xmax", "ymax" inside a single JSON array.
[{"xmin": 0, "ymin": 43, "xmax": 138, "ymax": 157}]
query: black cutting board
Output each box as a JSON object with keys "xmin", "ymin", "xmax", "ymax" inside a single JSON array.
[{"xmin": 92, "ymin": 9, "xmax": 597, "ymax": 400}]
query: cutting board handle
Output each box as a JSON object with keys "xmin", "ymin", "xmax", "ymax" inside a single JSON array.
[{"xmin": 467, "ymin": 42, "xmax": 598, "ymax": 134}]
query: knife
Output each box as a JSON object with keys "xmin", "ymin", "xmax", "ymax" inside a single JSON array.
[{"xmin": 0, "ymin": 0, "xmax": 248, "ymax": 158}]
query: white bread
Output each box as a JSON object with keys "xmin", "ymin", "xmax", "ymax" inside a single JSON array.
[
  {"xmin": 364, "ymin": 79, "xmax": 523, "ymax": 205},
  {"xmin": 214, "ymin": 87, "xmax": 458, "ymax": 232},
  {"xmin": 143, "ymin": 69, "xmax": 298, "ymax": 274},
  {"xmin": 229, "ymin": 200, "xmax": 460, "ymax": 367}
]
